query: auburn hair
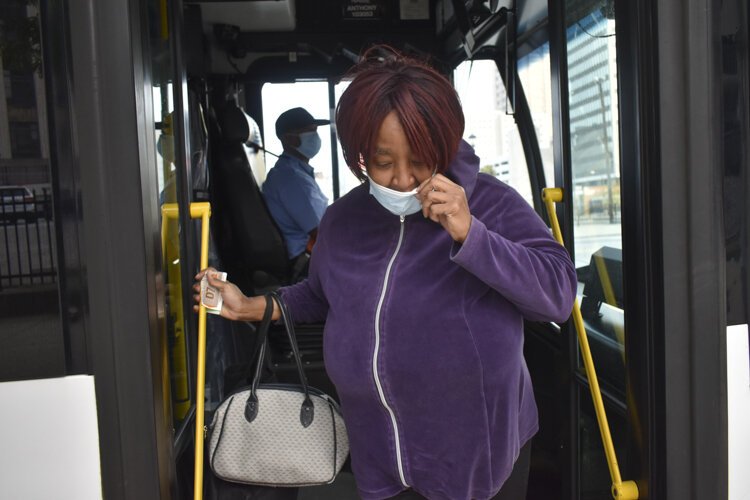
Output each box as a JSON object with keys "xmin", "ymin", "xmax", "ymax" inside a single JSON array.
[{"xmin": 336, "ymin": 46, "xmax": 465, "ymax": 181}]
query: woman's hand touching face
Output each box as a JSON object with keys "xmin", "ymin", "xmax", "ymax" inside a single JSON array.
[{"xmin": 416, "ymin": 174, "xmax": 472, "ymax": 243}]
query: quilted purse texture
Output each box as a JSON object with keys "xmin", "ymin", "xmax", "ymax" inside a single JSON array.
[
  {"xmin": 206, "ymin": 292, "xmax": 349, "ymax": 486},
  {"xmin": 208, "ymin": 386, "xmax": 348, "ymax": 486}
]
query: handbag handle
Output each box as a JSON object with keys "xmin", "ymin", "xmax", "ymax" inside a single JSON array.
[
  {"xmin": 270, "ymin": 291, "xmax": 316, "ymax": 428},
  {"xmin": 270, "ymin": 290, "xmax": 312, "ymax": 390},
  {"xmin": 244, "ymin": 292, "xmax": 315, "ymax": 427}
]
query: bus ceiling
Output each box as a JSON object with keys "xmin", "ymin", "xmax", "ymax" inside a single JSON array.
[{"xmin": 183, "ymin": 0, "xmax": 549, "ymax": 79}]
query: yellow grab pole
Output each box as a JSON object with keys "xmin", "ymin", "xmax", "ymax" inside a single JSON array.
[
  {"xmin": 159, "ymin": 0, "xmax": 169, "ymax": 40},
  {"xmin": 542, "ymin": 188, "xmax": 638, "ymax": 500},
  {"xmin": 161, "ymin": 201, "xmax": 191, "ymax": 419},
  {"xmin": 191, "ymin": 202, "xmax": 211, "ymax": 500},
  {"xmin": 162, "ymin": 202, "xmax": 211, "ymax": 500},
  {"xmin": 593, "ymin": 253, "xmax": 626, "ymax": 357}
]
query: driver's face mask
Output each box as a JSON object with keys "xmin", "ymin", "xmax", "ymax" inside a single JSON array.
[{"xmin": 295, "ymin": 131, "xmax": 322, "ymax": 159}]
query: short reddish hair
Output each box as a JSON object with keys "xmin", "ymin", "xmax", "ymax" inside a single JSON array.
[{"xmin": 336, "ymin": 46, "xmax": 465, "ymax": 181}]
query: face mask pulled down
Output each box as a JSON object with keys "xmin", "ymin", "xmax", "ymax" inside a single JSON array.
[{"xmin": 369, "ymin": 179, "xmax": 422, "ymax": 217}]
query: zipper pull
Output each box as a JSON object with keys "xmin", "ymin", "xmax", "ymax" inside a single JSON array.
[
  {"xmin": 203, "ymin": 425, "xmax": 208, "ymax": 439},
  {"xmin": 400, "ymin": 215, "xmax": 405, "ymax": 223}
]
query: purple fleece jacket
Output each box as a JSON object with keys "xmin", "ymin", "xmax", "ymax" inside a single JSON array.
[{"xmin": 280, "ymin": 140, "xmax": 576, "ymax": 500}]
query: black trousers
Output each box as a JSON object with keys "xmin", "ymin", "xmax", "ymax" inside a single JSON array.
[{"xmin": 387, "ymin": 439, "xmax": 533, "ymax": 500}]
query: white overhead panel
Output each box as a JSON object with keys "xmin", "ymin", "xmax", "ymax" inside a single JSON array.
[{"xmin": 200, "ymin": 1, "xmax": 296, "ymax": 32}]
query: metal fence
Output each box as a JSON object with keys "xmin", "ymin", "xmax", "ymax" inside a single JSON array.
[{"xmin": 0, "ymin": 188, "xmax": 57, "ymax": 289}]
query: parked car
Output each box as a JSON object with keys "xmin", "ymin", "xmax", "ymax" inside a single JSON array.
[{"xmin": 0, "ymin": 186, "xmax": 38, "ymax": 223}]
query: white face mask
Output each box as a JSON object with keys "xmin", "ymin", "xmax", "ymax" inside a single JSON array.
[
  {"xmin": 369, "ymin": 179, "xmax": 422, "ymax": 217},
  {"xmin": 295, "ymin": 131, "xmax": 322, "ymax": 159}
]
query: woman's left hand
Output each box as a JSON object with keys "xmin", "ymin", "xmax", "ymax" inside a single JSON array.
[{"xmin": 416, "ymin": 174, "xmax": 472, "ymax": 243}]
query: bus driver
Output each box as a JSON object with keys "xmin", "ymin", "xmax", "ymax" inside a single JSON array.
[{"xmin": 262, "ymin": 107, "xmax": 330, "ymax": 281}]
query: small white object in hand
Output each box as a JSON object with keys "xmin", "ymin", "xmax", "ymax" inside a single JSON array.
[{"xmin": 201, "ymin": 271, "xmax": 227, "ymax": 315}]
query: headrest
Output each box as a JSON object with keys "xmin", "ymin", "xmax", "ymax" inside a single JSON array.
[{"xmin": 221, "ymin": 105, "xmax": 254, "ymax": 144}]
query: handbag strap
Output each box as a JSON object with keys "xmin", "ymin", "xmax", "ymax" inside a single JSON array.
[
  {"xmin": 269, "ymin": 290, "xmax": 311, "ymax": 390},
  {"xmin": 247, "ymin": 293, "xmax": 275, "ymax": 397},
  {"xmin": 244, "ymin": 292, "xmax": 315, "ymax": 427}
]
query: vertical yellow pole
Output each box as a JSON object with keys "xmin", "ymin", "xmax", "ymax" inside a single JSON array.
[
  {"xmin": 190, "ymin": 202, "xmax": 211, "ymax": 500},
  {"xmin": 160, "ymin": 0, "xmax": 169, "ymax": 40},
  {"xmin": 542, "ymin": 188, "xmax": 638, "ymax": 500},
  {"xmin": 163, "ymin": 184, "xmax": 191, "ymax": 419}
]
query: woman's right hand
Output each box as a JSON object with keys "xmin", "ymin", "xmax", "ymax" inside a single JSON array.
[
  {"xmin": 192, "ymin": 268, "xmax": 248, "ymax": 321},
  {"xmin": 193, "ymin": 268, "xmax": 280, "ymax": 322}
]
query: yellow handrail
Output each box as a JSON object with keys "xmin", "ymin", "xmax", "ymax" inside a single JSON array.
[
  {"xmin": 162, "ymin": 202, "xmax": 212, "ymax": 500},
  {"xmin": 592, "ymin": 252, "xmax": 626, "ymax": 361},
  {"xmin": 542, "ymin": 188, "xmax": 638, "ymax": 500},
  {"xmin": 160, "ymin": 200, "xmax": 191, "ymax": 420}
]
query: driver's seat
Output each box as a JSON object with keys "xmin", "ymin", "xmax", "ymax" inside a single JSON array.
[{"xmin": 211, "ymin": 104, "xmax": 290, "ymax": 295}]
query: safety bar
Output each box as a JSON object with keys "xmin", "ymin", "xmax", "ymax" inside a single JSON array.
[
  {"xmin": 542, "ymin": 188, "xmax": 638, "ymax": 500},
  {"xmin": 160, "ymin": 204, "xmax": 191, "ymax": 420},
  {"xmin": 162, "ymin": 202, "xmax": 211, "ymax": 500}
]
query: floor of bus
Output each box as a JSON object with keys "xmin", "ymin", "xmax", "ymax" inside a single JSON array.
[
  {"xmin": 298, "ymin": 472, "xmax": 358, "ymax": 499},
  {"xmin": 193, "ymin": 438, "xmax": 560, "ymax": 499},
  {"xmin": 261, "ymin": 467, "xmax": 554, "ymax": 499}
]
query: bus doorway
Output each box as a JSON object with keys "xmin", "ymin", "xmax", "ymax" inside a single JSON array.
[{"xmin": 1, "ymin": 1, "xmax": 745, "ymax": 499}]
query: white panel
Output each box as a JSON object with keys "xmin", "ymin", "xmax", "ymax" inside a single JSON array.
[
  {"xmin": 728, "ymin": 324, "xmax": 750, "ymax": 500},
  {"xmin": 200, "ymin": 1, "xmax": 296, "ymax": 32},
  {"xmin": 0, "ymin": 375, "xmax": 102, "ymax": 499}
]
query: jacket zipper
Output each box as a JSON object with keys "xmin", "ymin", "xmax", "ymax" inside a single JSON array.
[{"xmin": 373, "ymin": 215, "xmax": 409, "ymax": 488}]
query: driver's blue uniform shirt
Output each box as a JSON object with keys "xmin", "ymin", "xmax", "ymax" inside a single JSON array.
[{"xmin": 262, "ymin": 152, "xmax": 329, "ymax": 259}]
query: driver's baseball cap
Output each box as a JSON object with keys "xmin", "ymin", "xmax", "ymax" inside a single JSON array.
[{"xmin": 275, "ymin": 107, "xmax": 330, "ymax": 138}]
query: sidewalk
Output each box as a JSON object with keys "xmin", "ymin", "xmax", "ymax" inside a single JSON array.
[
  {"xmin": 0, "ymin": 286, "xmax": 63, "ymax": 381},
  {"xmin": 0, "ymin": 312, "xmax": 63, "ymax": 380}
]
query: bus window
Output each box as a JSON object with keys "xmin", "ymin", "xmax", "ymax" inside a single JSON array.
[
  {"xmin": 566, "ymin": 1, "xmax": 623, "ymax": 340},
  {"xmin": 518, "ymin": 41, "xmax": 555, "ymax": 187},
  {"xmin": 261, "ymin": 82, "xmax": 334, "ymax": 203},
  {"xmin": 453, "ymin": 60, "xmax": 533, "ymax": 205},
  {"xmin": 565, "ymin": 1, "xmax": 628, "ymax": 497}
]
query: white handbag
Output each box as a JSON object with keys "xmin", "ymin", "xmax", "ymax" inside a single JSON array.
[{"xmin": 207, "ymin": 292, "xmax": 349, "ymax": 486}]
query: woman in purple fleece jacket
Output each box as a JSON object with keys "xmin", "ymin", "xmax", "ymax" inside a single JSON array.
[{"xmin": 196, "ymin": 47, "xmax": 577, "ymax": 500}]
